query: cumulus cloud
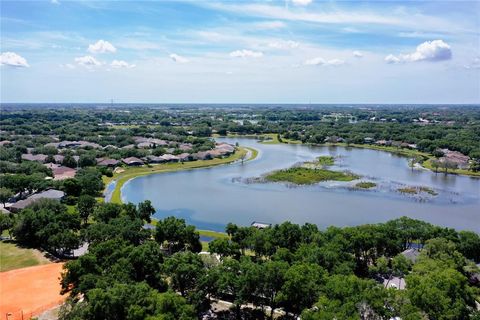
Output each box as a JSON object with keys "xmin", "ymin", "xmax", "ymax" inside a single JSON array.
[
  {"xmin": 353, "ymin": 50, "xmax": 363, "ymax": 58},
  {"xmin": 110, "ymin": 60, "xmax": 136, "ymax": 68},
  {"xmin": 75, "ymin": 55, "xmax": 102, "ymax": 67},
  {"xmin": 230, "ymin": 49, "xmax": 263, "ymax": 58},
  {"xmin": 169, "ymin": 54, "xmax": 189, "ymax": 63},
  {"xmin": 304, "ymin": 57, "xmax": 345, "ymax": 66},
  {"xmin": 385, "ymin": 40, "xmax": 452, "ymax": 64},
  {"xmin": 291, "ymin": 0, "xmax": 312, "ymax": 6},
  {"xmin": 87, "ymin": 40, "xmax": 117, "ymax": 54},
  {"xmin": 268, "ymin": 40, "xmax": 299, "ymax": 50},
  {"xmin": 0, "ymin": 52, "xmax": 29, "ymax": 67}
]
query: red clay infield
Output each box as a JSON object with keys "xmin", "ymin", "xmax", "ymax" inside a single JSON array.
[{"xmin": 0, "ymin": 263, "xmax": 66, "ymax": 320}]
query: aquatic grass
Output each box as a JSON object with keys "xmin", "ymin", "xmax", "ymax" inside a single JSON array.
[
  {"xmin": 265, "ymin": 167, "xmax": 359, "ymax": 185},
  {"xmin": 355, "ymin": 181, "xmax": 377, "ymax": 189},
  {"xmin": 398, "ymin": 186, "xmax": 438, "ymax": 196},
  {"xmin": 316, "ymin": 156, "xmax": 335, "ymax": 166}
]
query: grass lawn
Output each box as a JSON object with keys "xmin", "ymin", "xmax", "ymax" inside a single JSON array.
[
  {"xmin": 266, "ymin": 167, "xmax": 359, "ymax": 185},
  {"xmin": 0, "ymin": 242, "xmax": 51, "ymax": 272},
  {"xmin": 198, "ymin": 229, "xmax": 229, "ymax": 239},
  {"xmin": 107, "ymin": 147, "xmax": 249, "ymax": 204}
]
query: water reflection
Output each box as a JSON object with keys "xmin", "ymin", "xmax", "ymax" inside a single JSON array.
[{"xmin": 122, "ymin": 138, "xmax": 480, "ymax": 232}]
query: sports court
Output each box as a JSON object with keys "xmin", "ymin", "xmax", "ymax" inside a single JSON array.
[{"xmin": 0, "ymin": 263, "xmax": 66, "ymax": 320}]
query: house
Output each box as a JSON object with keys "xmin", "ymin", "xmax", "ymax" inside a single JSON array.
[
  {"xmin": 193, "ymin": 151, "xmax": 211, "ymax": 161},
  {"xmin": 0, "ymin": 140, "xmax": 12, "ymax": 146},
  {"xmin": 179, "ymin": 143, "xmax": 193, "ymax": 151},
  {"xmin": 401, "ymin": 248, "xmax": 421, "ymax": 263},
  {"xmin": 146, "ymin": 155, "xmax": 164, "ymax": 164},
  {"xmin": 251, "ymin": 221, "xmax": 271, "ymax": 229},
  {"xmin": 375, "ymin": 140, "xmax": 391, "ymax": 146},
  {"xmin": 177, "ymin": 153, "xmax": 191, "ymax": 162},
  {"xmin": 324, "ymin": 136, "xmax": 344, "ymax": 143},
  {"xmin": 161, "ymin": 154, "xmax": 179, "ymax": 162},
  {"xmin": 97, "ymin": 158, "xmax": 120, "ymax": 167},
  {"xmin": 52, "ymin": 166, "xmax": 77, "ymax": 180},
  {"xmin": 21, "ymin": 154, "xmax": 47, "ymax": 162},
  {"xmin": 122, "ymin": 157, "xmax": 144, "ymax": 166},
  {"xmin": 439, "ymin": 149, "xmax": 470, "ymax": 169},
  {"xmin": 8, "ymin": 189, "xmax": 65, "ymax": 213},
  {"xmin": 364, "ymin": 137, "xmax": 374, "ymax": 144}
]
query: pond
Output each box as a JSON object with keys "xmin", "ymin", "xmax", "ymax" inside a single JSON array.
[{"xmin": 122, "ymin": 138, "xmax": 480, "ymax": 232}]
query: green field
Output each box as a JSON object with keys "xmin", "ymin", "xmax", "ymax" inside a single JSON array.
[
  {"xmin": 0, "ymin": 242, "xmax": 51, "ymax": 272},
  {"xmin": 266, "ymin": 167, "xmax": 359, "ymax": 185}
]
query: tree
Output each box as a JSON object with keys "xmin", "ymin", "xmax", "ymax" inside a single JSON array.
[
  {"xmin": 163, "ymin": 251, "xmax": 205, "ymax": 297},
  {"xmin": 302, "ymin": 275, "xmax": 390, "ymax": 320},
  {"xmin": 155, "ymin": 217, "xmax": 201, "ymax": 254},
  {"xmin": 208, "ymin": 238, "xmax": 239, "ymax": 259},
  {"xmin": 0, "ymin": 213, "xmax": 15, "ymax": 237},
  {"xmin": 276, "ymin": 263, "xmax": 326, "ymax": 318},
  {"xmin": 62, "ymin": 154, "xmax": 77, "ymax": 168},
  {"xmin": 260, "ymin": 260, "xmax": 289, "ymax": 319},
  {"xmin": 0, "ymin": 187, "xmax": 13, "ymax": 207},
  {"xmin": 14, "ymin": 199, "xmax": 81, "ymax": 255},
  {"xmin": 77, "ymin": 194, "xmax": 97, "ymax": 225},
  {"xmin": 76, "ymin": 168, "xmax": 104, "ymax": 196},
  {"xmin": 456, "ymin": 230, "xmax": 480, "ymax": 262},
  {"xmin": 137, "ymin": 200, "xmax": 155, "ymax": 223},
  {"xmin": 430, "ymin": 159, "xmax": 440, "ymax": 173}
]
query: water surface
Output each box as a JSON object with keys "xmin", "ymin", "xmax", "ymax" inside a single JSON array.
[{"xmin": 122, "ymin": 138, "xmax": 480, "ymax": 232}]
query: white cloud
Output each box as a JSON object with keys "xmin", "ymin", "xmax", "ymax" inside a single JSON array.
[
  {"xmin": 464, "ymin": 57, "xmax": 480, "ymax": 69},
  {"xmin": 111, "ymin": 60, "xmax": 136, "ymax": 68},
  {"xmin": 230, "ymin": 49, "xmax": 263, "ymax": 58},
  {"xmin": 268, "ymin": 40, "xmax": 299, "ymax": 50},
  {"xmin": 169, "ymin": 54, "xmax": 189, "ymax": 63},
  {"xmin": 353, "ymin": 50, "xmax": 363, "ymax": 58},
  {"xmin": 291, "ymin": 0, "xmax": 312, "ymax": 6},
  {"xmin": 254, "ymin": 21, "xmax": 286, "ymax": 30},
  {"xmin": 51, "ymin": 0, "xmax": 60, "ymax": 4},
  {"xmin": 385, "ymin": 40, "xmax": 452, "ymax": 64},
  {"xmin": 75, "ymin": 55, "xmax": 102, "ymax": 67},
  {"xmin": 0, "ymin": 52, "xmax": 29, "ymax": 67},
  {"xmin": 87, "ymin": 40, "xmax": 117, "ymax": 54},
  {"xmin": 304, "ymin": 57, "xmax": 345, "ymax": 66},
  {"xmin": 385, "ymin": 54, "xmax": 401, "ymax": 64}
]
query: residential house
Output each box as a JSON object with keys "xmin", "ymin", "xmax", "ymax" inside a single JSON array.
[
  {"xmin": 122, "ymin": 157, "xmax": 144, "ymax": 166},
  {"xmin": 21, "ymin": 154, "xmax": 47, "ymax": 163},
  {"xmin": 97, "ymin": 158, "xmax": 120, "ymax": 167},
  {"xmin": 8, "ymin": 189, "xmax": 65, "ymax": 213}
]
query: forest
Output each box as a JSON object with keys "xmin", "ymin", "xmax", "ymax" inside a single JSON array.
[{"xmin": 2, "ymin": 198, "xmax": 478, "ymax": 319}]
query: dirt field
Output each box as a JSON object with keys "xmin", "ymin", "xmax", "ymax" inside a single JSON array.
[{"xmin": 0, "ymin": 263, "xmax": 66, "ymax": 320}]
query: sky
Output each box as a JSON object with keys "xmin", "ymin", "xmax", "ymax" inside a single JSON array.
[{"xmin": 1, "ymin": 0, "xmax": 479, "ymax": 104}]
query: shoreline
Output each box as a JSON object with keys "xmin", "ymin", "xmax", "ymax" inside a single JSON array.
[
  {"xmin": 215, "ymin": 133, "xmax": 479, "ymax": 178},
  {"xmin": 104, "ymin": 146, "xmax": 259, "ymax": 204}
]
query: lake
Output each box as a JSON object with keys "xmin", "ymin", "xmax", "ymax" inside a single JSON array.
[{"xmin": 121, "ymin": 138, "xmax": 480, "ymax": 232}]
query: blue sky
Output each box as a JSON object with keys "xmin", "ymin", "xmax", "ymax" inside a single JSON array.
[{"xmin": 1, "ymin": 0, "xmax": 479, "ymax": 103}]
